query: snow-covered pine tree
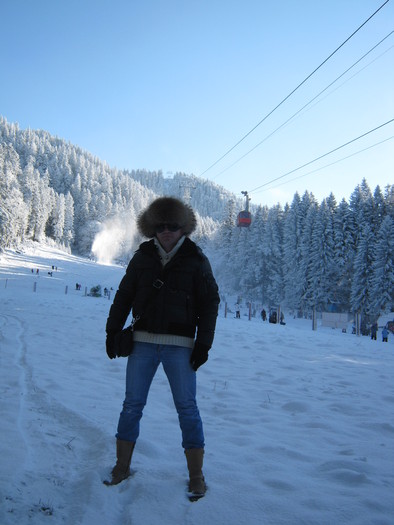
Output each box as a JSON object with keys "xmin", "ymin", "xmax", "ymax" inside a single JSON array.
[
  {"xmin": 350, "ymin": 222, "xmax": 375, "ymax": 319},
  {"xmin": 333, "ymin": 198, "xmax": 354, "ymax": 309},
  {"xmin": 263, "ymin": 204, "xmax": 284, "ymax": 307},
  {"xmin": 299, "ymin": 195, "xmax": 319, "ymax": 313},
  {"xmin": 370, "ymin": 215, "xmax": 394, "ymax": 313}
]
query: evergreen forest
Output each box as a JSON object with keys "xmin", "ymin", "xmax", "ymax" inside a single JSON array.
[{"xmin": 1, "ymin": 116, "xmax": 393, "ymax": 323}]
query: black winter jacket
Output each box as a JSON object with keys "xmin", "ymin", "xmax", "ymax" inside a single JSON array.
[{"xmin": 106, "ymin": 238, "xmax": 220, "ymax": 348}]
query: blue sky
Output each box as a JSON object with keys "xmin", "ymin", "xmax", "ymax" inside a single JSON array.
[{"xmin": 1, "ymin": 0, "xmax": 393, "ymax": 207}]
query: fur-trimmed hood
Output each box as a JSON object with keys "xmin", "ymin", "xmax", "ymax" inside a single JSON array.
[{"xmin": 137, "ymin": 196, "xmax": 197, "ymax": 238}]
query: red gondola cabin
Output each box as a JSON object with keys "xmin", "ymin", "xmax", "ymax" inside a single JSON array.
[
  {"xmin": 237, "ymin": 191, "xmax": 252, "ymax": 227},
  {"xmin": 237, "ymin": 210, "xmax": 252, "ymax": 227}
]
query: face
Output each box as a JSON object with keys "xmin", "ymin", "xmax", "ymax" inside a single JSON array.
[{"xmin": 155, "ymin": 223, "xmax": 183, "ymax": 252}]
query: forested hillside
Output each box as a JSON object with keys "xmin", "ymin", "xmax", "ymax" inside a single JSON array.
[
  {"xmin": 213, "ymin": 188, "xmax": 393, "ymax": 323},
  {"xmin": 0, "ymin": 117, "xmax": 235, "ymax": 255},
  {"xmin": 1, "ymin": 116, "xmax": 393, "ymax": 321}
]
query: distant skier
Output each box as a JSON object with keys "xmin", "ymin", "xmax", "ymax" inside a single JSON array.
[
  {"xmin": 371, "ymin": 323, "xmax": 378, "ymax": 341},
  {"xmin": 269, "ymin": 310, "xmax": 277, "ymax": 324},
  {"xmin": 261, "ymin": 309, "xmax": 267, "ymax": 321},
  {"xmin": 382, "ymin": 327, "xmax": 389, "ymax": 342},
  {"xmin": 235, "ymin": 303, "xmax": 241, "ymax": 319}
]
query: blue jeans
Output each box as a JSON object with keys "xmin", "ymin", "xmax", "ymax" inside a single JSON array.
[{"xmin": 116, "ymin": 342, "xmax": 205, "ymax": 449}]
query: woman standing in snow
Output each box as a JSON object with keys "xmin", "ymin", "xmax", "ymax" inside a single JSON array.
[{"xmin": 104, "ymin": 197, "xmax": 219, "ymax": 499}]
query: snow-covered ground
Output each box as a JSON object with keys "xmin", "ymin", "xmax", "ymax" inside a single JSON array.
[{"xmin": 0, "ymin": 244, "xmax": 393, "ymax": 525}]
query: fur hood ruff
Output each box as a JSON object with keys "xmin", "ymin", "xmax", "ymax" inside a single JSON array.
[{"xmin": 137, "ymin": 196, "xmax": 197, "ymax": 238}]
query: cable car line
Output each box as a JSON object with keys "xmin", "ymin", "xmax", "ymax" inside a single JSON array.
[
  {"xmin": 199, "ymin": 0, "xmax": 390, "ymax": 178},
  {"xmin": 211, "ymin": 30, "xmax": 394, "ymax": 180},
  {"xmin": 293, "ymin": 43, "xmax": 394, "ymax": 122},
  {"xmin": 248, "ymin": 118, "xmax": 394, "ymax": 194},
  {"xmin": 252, "ymin": 135, "xmax": 394, "ymax": 195}
]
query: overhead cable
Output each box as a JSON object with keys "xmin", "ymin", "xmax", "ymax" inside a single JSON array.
[
  {"xmin": 212, "ymin": 31, "xmax": 394, "ymax": 179},
  {"xmin": 252, "ymin": 135, "xmax": 394, "ymax": 195},
  {"xmin": 199, "ymin": 0, "xmax": 390, "ymax": 177},
  {"xmin": 248, "ymin": 118, "xmax": 394, "ymax": 193}
]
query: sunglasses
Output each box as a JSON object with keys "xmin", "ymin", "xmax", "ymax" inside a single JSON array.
[{"xmin": 155, "ymin": 223, "xmax": 181, "ymax": 233}]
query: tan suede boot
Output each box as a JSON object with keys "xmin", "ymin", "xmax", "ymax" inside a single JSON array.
[
  {"xmin": 104, "ymin": 439, "xmax": 135, "ymax": 486},
  {"xmin": 185, "ymin": 448, "xmax": 206, "ymax": 496}
]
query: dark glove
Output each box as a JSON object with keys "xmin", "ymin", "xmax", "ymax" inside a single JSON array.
[
  {"xmin": 106, "ymin": 330, "xmax": 118, "ymax": 359},
  {"xmin": 190, "ymin": 342, "xmax": 210, "ymax": 371}
]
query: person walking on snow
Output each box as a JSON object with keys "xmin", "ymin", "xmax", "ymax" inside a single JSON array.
[
  {"xmin": 104, "ymin": 197, "xmax": 220, "ymax": 498},
  {"xmin": 371, "ymin": 322, "xmax": 378, "ymax": 340},
  {"xmin": 235, "ymin": 303, "xmax": 241, "ymax": 319}
]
